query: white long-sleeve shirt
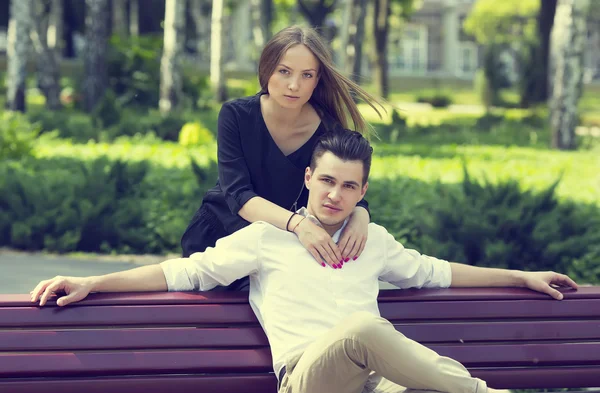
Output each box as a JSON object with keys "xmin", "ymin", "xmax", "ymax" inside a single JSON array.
[{"xmin": 161, "ymin": 213, "xmax": 451, "ymax": 378}]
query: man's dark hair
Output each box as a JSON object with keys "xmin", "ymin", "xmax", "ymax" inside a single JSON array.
[{"xmin": 310, "ymin": 127, "xmax": 373, "ymax": 185}]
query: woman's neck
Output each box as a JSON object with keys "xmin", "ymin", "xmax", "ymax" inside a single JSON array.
[{"xmin": 261, "ymin": 94, "xmax": 306, "ymax": 127}]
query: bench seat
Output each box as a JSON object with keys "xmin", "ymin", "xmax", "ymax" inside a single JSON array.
[{"xmin": 1, "ymin": 287, "xmax": 600, "ymax": 392}]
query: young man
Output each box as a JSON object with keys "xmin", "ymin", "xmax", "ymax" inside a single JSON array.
[{"xmin": 31, "ymin": 129, "xmax": 577, "ymax": 393}]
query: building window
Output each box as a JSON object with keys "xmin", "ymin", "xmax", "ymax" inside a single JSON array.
[
  {"xmin": 457, "ymin": 42, "xmax": 478, "ymax": 75},
  {"xmin": 389, "ymin": 24, "xmax": 428, "ymax": 73}
]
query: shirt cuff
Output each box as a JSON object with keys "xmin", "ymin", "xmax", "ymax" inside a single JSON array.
[
  {"xmin": 226, "ymin": 190, "xmax": 259, "ymax": 215},
  {"xmin": 160, "ymin": 258, "xmax": 197, "ymax": 292}
]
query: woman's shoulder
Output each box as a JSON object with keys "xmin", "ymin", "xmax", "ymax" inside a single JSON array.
[{"xmin": 221, "ymin": 94, "xmax": 261, "ymax": 114}]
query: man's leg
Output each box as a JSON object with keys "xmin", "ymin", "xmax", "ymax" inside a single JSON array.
[{"xmin": 280, "ymin": 311, "xmax": 487, "ymax": 393}]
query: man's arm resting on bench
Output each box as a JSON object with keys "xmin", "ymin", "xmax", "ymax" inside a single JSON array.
[
  {"xmin": 449, "ymin": 262, "xmax": 578, "ymax": 300},
  {"xmin": 31, "ymin": 264, "xmax": 168, "ymax": 307}
]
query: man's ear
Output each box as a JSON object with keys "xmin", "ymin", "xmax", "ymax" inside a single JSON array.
[
  {"xmin": 360, "ymin": 181, "xmax": 369, "ymax": 198},
  {"xmin": 305, "ymin": 167, "xmax": 312, "ymax": 190}
]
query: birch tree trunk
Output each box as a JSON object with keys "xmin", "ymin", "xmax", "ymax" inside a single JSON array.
[
  {"xmin": 191, "ymin": 0, "xmax": 211, "ymax": 62},
  {"xmin": 47, "ymin": 0, "xmax": 64, "ymax": 55},
  {"xmin": 549, "ymin": 0, "xmax": 590, "ymax": 150},
  {"xmin": 129, "ymin": 0, "xmax": 139, "ymax": 36},
  {"xmin": 373, "ymin": 0, "xmax": 390, "ymax": 99},
  {"xmin": 211, "ymin": 0, "xmax": 227, "ymax": 102},
  {"xmin": 83, "ymin": 0, "xmax": 109, "ymax": 112},
  {"xmin": 31, "ymin": 1, "xmax": 62, "ymax": 109},
  {"xmin": 112, "ymin": 0, "xmax": 128, "ymax": 37},
  {"xmin": 159, "ymin": 0, "xmax": 185, "ymax": 114},
  {"xmin": 6, "ymin": 0, "xmax": 32, "ymax": 112}
]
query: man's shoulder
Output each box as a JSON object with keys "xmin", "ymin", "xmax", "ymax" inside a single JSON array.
[{"xmin": 367, "ymin": 222, "xmax": 391, "ymax": 238}]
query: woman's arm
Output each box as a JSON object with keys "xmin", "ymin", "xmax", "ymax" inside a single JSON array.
[{"xmin": 239, "ymin": 197, "xmax": 343, "ymax": 267}]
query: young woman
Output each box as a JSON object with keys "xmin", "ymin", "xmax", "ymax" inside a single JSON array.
[{"xmin": 181, "ymin": 25, "xmax": 386, "ymax": 290}]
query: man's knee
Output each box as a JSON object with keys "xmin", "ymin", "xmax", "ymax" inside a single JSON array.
[{"xmin": 341, "ymin": 311, "xmax": 388, "ymax": 339}]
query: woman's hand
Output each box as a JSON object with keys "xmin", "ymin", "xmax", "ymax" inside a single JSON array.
[
  {"xmin": 337, "ymin": 207, "xmax": 369, "ymax": 261},
  {"xmin": 294, "ymin": 218, "xmax": 344, "ymax": 268}
]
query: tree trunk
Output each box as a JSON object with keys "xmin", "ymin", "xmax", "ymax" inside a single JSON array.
[
  {"xmin": 6, "ymin": 0, "xmax": 32, "ymax": 112},
  {"xmin": 372, "ymin": 0, "xmax": 390, "ymax": 99},
  {"xmin": 345, "ymin": 0, "xmax": 368, "ymax": 83},
  {"xmin": 210, "ymin": 0, "xmax": 227, "ymax": 102},
  {"xmin": 549, "ymin": 0, "xmax": 590, "ymax": 150},
  {"xmin": 191, "ymin": 0, "xmax": 211, "ymax": 62},
  {"xmin": 31, "ymin": 1, "xmax": 62, "ymax": 110},
  {"xmin": 112, "ymin": 0, "xmax": 128, "ymax": 37},
  {"xmin": 129, "ymin": 0, "xmax": 139, "ymax": 36},
  {"xmin": 47, "ymin": 0, "xmax": 64, "ymax": 55},
  {"xmin": 297, "ymin": 0, "xmax": 337, "ymax": 33},
  {"xmin": 537, "ymin": 0, "xmax": 557, "ymax": 101},
  {"xmin": 250, "ymin": 0, "xmax": 272, "ymax": 56},
  {"xmin": 83, "ymin": 0, "xmax": 109, "ymax": 112},
  {"xmin": 160, "ymin": 0, "xmax": 185, "ymax": 114}
]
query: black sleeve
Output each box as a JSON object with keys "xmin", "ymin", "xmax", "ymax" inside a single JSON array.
[
  {"xmin": 216, "ymin": 103, "xmax": 259, "ymax": 215},
  {"xmin": 356, "ymin": 198, "xmax": 371, "ymax": 220}
]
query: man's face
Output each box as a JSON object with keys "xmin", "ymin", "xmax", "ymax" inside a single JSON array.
[{"xmin": 305, "ymin": 152, "xmax": 368, "ymax": 234}]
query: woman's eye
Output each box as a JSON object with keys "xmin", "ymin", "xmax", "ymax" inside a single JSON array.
[
  {"xmin": 303, "ymin": 73, "xmax": 314, "ymax": 78},
  {"xmin": 279, "ymin": 69, "xmax": 289, "ymax": 75}
]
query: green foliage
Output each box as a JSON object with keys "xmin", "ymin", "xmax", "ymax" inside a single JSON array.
[
  {"xmin": 27, "ymin": 109, "xmax": 98, "ymax": 142},
  {"xmin": 463, "ymin": 0, "xmax": 539, "ymax": 46},
  {"xmin": 415, "ymin": 91, "xmax": 453, "ymax": 108},
  {"xmin": 0, "ymin": 112, "xmax": 41, "ymax": 160},
  {"xmin": 105, "ymin": 34, "xmax": 209, "ymax": 110},
  {"xmin": 474, "ymin": 69, "xmax": 493, "ymax": 110},
  {"xmin": 106, "ymin": 34, "xmax": 163, "ymax": 107},
  {"xmin": 179, "ymin": 122, "xmax": 215, "ymax": 147}
]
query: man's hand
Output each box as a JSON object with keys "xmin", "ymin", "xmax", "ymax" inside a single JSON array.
[
  {"xmin": 521, "ymin": 271, "xmax": 578, "ymax": 300},
  {"xmin": 31, "ymin": 276, "xmax": 95, "ymax": 307}
]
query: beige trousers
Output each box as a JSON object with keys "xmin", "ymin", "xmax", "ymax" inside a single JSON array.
[{"xmin": 278, "ymin": 311, "xmax": 488, "ymax": 393}]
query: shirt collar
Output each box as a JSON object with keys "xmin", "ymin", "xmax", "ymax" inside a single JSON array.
[{"xmin": 295, "ymin": 207, "xmax": 348, "ymax": 243}]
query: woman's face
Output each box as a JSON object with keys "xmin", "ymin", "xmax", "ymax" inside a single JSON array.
[{"xmin": 267, "ymin": 44, "xmax": 320, "ymax": 109}]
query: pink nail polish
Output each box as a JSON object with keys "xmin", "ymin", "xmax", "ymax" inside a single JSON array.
[
  {"xmin": 353, "ymin": 256, "xmax": 358, "ymax": 261},
  {"xmin": 321, "ymin": 262, "xmax": 326, "ymax": 267},
  {"xmin": 332, "ymin": 265, "xmax": 337, "ymax": 269},
  {"xmin": 345, "ymin": 258, "xmax": 350, "ymax": 262}
]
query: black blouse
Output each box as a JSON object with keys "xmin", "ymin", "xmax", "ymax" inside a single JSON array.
[{"xmin": 201, "ymin": 94, "xmax": 369, "ymax": 235}]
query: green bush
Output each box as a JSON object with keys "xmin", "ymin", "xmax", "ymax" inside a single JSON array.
[
  {"xmin": 179, "ymin": 121, "xmax": 215, "ymax": 147},
  {"xmin": 412, "ymin": 168, "xmax": 600, "ymax": 278},
  {"xmin": 415, "ymin": 91, "xmax": 453, "ymax": 108},
  {"xmin": 27, "ymin": 109, "xmax": 98, "ymax": 142},
  {"xmin": 0, "ymin": 112, "xmax": 41, "ymax": 160}
]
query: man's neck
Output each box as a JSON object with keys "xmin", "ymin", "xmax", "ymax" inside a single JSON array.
[{"xmin": 304, "ymin": 207, "xmax": 345, "ymax": 237}]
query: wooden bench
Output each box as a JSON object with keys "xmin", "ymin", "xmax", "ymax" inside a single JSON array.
[{"xmin": 1, "ymin": 287, "xmax": 600, "ymax": 393}]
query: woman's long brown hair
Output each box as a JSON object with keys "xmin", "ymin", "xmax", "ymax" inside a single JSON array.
[{"xmin": 257, "ymin": 26, "xmax": 386, "ymax": 139}]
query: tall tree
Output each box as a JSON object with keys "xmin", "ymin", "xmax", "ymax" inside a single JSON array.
[
  {"xmin": 210, "ymin": 0, "xmax": 227, "ymax": 102},
  {"xmin": 47, "ymin": 0, "xmax": 64, "ymax": 55},
  {"xmin": 83, "ymin": 0, "xmax": 109, "ymax": 112},
  {"xmin": 549, "ymin": 0, "xmax": 590, "ymax": 150},
  {"xmin": 112, "ymin": 0, "xmax": 128, "ymax": 37},
  {"xmin": 250, "ymin": 0, "xmax": 273, "ymax": 55},
  {"xmin": 534, "ymin": 0, "xmax": 557, "ymax": 102},
  {"xmin": 344, "ymin": 0, "xmax": 368, "ymax": 83},
  {"xmin": 159, "ymin": 0, "xmax": 185, "ymax": 114},
  {"xmin": 372, "ymin": 0, "xmax": 390, "ymax": 99},
  {"xmin": 130, "ymin": 0, "xmax": 139, "ymax": 36},
  {"xmin": 191, "ymin": 0, "xmax": 211, "ymax": 62},
  {"xmin": 30, "ymin": 1, "xmax": 61, "ymax": 109},
  {"xmin": 6, "ymin": 0, "xmax": 32, "ymax": 112},
  {"xmin": 297, "ymin": 0, "xmax": 337, "ymax": 33}
]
